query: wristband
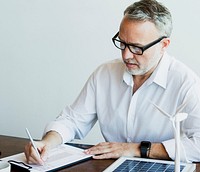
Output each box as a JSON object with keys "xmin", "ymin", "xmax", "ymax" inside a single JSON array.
[{"xmin": 140, "ymin": 141, "xmax": 151, "ymax": 158}]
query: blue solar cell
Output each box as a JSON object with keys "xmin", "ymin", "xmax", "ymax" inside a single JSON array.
[{"xmin": 113, "ymin": 160, "xmax": 185, "ymax": 172}]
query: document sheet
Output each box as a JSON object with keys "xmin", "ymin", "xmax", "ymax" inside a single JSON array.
[{"xmin": 1, "ymin": 144, "xmax": 92, "ymax": 171}]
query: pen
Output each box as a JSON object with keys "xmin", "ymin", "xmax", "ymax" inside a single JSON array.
[{"xmin": 25, "ymin": 128, "xmax": 41, "ymax": 158}]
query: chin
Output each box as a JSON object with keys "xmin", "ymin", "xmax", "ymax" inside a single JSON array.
[{"xmin": 127, "ymin": 69, "xmax": 146, "ymax": 76}]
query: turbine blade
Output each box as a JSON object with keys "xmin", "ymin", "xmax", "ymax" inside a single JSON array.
[{"xmin": 149, "ymin": 100, "xmax": 171, "ymax": 118}]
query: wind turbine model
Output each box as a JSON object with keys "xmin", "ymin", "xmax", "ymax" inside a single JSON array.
[{"xmin": 150, "ymin": 101, "xmax": 188, "ymax": 172}]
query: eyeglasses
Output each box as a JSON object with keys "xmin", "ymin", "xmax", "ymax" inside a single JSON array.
[{"xmin": 112, "ymin": 32, "xmax": 167, "ymax": 55}]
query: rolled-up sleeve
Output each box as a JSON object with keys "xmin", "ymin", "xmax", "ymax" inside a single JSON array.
[
  {"xmin": 163, "ymin": 81, "xmax": 200, "ymax": 163},
  {"xmin": 162, "ymin": 139, "xmax": 188, "ymax": 162}
]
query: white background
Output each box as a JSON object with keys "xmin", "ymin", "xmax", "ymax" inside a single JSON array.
[{"xmin": 0, "ymin": 0, "xmax": 200, "ymax": 144}]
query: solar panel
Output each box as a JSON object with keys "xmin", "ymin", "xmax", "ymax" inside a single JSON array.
[{"xmin": 103, "ymin": 157, "xmax": 196, "ymax": 172}]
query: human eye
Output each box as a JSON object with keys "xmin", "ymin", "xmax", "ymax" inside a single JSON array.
[
  {"xmin": 113, "ymin": 39, "xmax": 125, "ymax": 50},
  {"xmin": 119, "ymin": 42, "xmax": 126, "ymax": 49},
  {"xmin": 129, "ymin": 45, "xmax": 142, "ymax": 54}
]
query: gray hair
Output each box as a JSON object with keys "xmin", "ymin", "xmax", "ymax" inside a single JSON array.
[{"xmin": 124, "ymin": 0, "xmax": 173, "ymax": 37}]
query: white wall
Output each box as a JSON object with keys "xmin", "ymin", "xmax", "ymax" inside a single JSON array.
[{"xmin": 0, "ymin": 0, "xmax": 200, "ymax": 144}]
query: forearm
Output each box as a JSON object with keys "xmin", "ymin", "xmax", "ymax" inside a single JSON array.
[
  {"xmin": 131, "ymin": 142, "xmax": 171, "ymax": 160},
  {"xmin": 148, "ymin": 143, "xmax": 171, "ymax": 160},
  {"xmin": 85, "ymin": 142, "xmax": 171, "ymax": 161},
  {"xmin": 42, "ymin": 131, "xmax": 63, "ymax": 149}
]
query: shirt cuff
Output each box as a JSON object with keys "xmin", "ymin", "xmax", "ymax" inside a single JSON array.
[
  {"xmin": 162, "ymin": 139, "xmax": 188, "ymax": 163},
  {"xmin": 43, "ymin": 121, "xmax": 74, "ymax": 144}
]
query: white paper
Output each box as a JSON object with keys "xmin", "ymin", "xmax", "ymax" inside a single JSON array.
[{"xmin": 1, "ymin": 144, "xmax": 92, "ymax": 171}]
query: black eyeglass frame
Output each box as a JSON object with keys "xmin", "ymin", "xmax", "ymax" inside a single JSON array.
[{"xmin": 112, "ymin": 32, "xmax": 167, "ymax": 55}]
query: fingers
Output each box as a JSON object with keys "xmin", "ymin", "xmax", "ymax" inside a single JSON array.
[
  {"xmin": 24, "ymin": 141, "xmax": 45, "ymax": 165},
  {"xmin": 84, "ymin": 142, "xmax": 121, "ymax": 159},
  {"xmin": 84, "ymin": 142, "xmax": 137, "ymax": 159},
  {"xmin": 40, "ymin": 145, "xmax": 49, "ymax": 161},
  {"xmin": 92, "ymin": 151, "xmax": 120, "ymax": 159}
]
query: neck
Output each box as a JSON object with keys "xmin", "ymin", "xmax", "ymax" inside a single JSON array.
[{"xmin": 132, "ymin": 66, "xmax": 155, "ymax": 93}]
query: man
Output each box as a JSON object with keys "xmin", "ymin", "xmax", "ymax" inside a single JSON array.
[{"xmin": 25, "ymin": 0, "xmax": 200, "ymax": 165}]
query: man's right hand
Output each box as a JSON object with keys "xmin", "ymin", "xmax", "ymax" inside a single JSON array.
[
  {"xmin": 24, "ymin": 140, "xmax": 49, "ymax": 165},
  {"xmin": 24, "ymin": 131, "xmax": 63, "ymax": 165}
]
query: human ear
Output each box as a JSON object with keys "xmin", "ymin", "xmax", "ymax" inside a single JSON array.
[{"xmin": 161, "ymin": 38, "xmax": 170, "ymax": 53}]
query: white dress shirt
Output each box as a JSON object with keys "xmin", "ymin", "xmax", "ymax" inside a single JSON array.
[{"xmin": 45, "ymin": 52, "xmax": 200, "ymax": 163}]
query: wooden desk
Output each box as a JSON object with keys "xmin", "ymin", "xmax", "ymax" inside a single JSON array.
[
  {"xmin": 0, "ymin": 135, "xmax": 198, "ymax": 172},
  {"xmin": 0, "ymin": 135, "xmax": 114, "ymax": 171}
]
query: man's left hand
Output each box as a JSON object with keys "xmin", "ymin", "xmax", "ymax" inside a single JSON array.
[{"xmin": 84, "ymin": 142, "xmax": 140, "ymax": 159}]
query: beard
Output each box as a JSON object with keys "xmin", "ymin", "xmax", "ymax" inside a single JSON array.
[{"xmin": 124, "ymin": 53, "xmax": 162, "ymax": 76}]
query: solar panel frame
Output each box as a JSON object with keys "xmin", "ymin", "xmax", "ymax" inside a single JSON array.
[{"xmin": 103, "ymin": 157, "xmax": 196, "ymax": 172}]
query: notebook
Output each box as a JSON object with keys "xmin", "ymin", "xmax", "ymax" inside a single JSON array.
[
  {"xmin": 103, "ymin": 157, "xmax": 196, "ymax": 172},
  {"xmin": 1, "ymin": 144, "xmax": 92, "ymax": 172}
]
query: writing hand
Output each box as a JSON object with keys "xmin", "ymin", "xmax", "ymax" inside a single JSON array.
[{"xmin": 24, "ymin": 141, "xmax": 49, "ymax": 165}]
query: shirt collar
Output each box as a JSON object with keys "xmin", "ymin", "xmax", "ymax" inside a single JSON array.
[
  {"xmin": 122, "ymin": 52, "xmax": 171, "ymax": 89},
  {"xmin": 151, "ymin": 52, "xmax": 171, "ymax": 89},
  {"xmin": 123, "ymin": 68, "xmax": 133, "ymax": 87}
]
